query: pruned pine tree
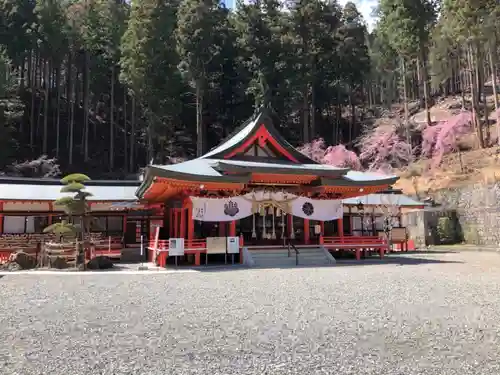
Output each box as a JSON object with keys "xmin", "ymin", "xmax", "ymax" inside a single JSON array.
[{"xmin": 44, "ymin": 173, "xmax": 93, "ymax": 268}]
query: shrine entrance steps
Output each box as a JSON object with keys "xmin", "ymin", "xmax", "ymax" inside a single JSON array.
[{"xmin": 247, "ymin": 246, "xmax": 335, "ymax": 268}]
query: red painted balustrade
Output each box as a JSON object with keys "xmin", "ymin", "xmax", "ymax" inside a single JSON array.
[
  {"xmin": 0, "ymin": 233, "xmax": 124, "ymax": 265},
  {"xmin": 148, "ymin": 239, "xmax": 208, "ymax": 267},
  {"xmin": 320, "ymin": 235, "xmax": 389, "ymax": 260},
  {"xmin": 90, "ymin": 236, "xmax": 123, "ymax": 259}
]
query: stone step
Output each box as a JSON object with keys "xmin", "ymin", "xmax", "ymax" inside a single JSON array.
[
  {"xmin": 248, "ymin": 247, "xmax": 333, "ymax": 267},
  {"xmin": 250, "ymin": 252, "xmax": 290, "ymax": 258}
]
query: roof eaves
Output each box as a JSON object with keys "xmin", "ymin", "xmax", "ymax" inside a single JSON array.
[
  {"xmin": 214, "ymin": 161, "xmax": 347, "ymax": 177},
  {"xmin": 322, "ymin": 176, "xmax": 399, "ymax": 187},
  {"xmin": 146, "ymin": 165, "xmax": 251, "ymax": 184},
  {"xmin": 0, "ymin": 176, "xmax": 141, "ymax": 187}
]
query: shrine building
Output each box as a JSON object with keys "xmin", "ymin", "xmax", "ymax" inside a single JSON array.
[
  {"xmin": 136, "ymin": 108, "xmax": 413, "ymax": 265},
  {"xmin": 0, "ymin": 108, "xmax": 425, "ymax": 266}
]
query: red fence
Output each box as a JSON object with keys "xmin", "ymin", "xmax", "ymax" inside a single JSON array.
[
  {"xmin": 320, "ymin": 235, "xmax": 389, "ymax": 260},
  {"xmin": 0, "ymin": 234, "xmax": 124, "ymax": 266},
  {"xmin": 90, "ymin": 236, "xmax": 123, "ymax": 259},
  {"xmin": 148, "ymin": 239, "xmax": 208, "ymax": 267}
]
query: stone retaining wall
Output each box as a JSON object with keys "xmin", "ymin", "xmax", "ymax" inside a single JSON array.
[{"xmin": 404, "ymin": 183, "xmax": 500, "ymax": 247}]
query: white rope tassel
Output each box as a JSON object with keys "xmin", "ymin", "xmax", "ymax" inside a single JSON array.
[
  {"xmin": 271, "ymin": 206, "xmax": 276, "ymax": 239},
  {"xmin": 281, "ymin": 211, "xmax": 285, "ymax": 239},
  {"xmin": 290, "ymin": 215, "xmax": 295, "ymax": 239},
  {"xmin": 252, "ymin": 212, "xmax": 257, "ymax": 238},
  {"xmin": 262, "ymin": 210, "xmax": 266, "ymax": 238}
]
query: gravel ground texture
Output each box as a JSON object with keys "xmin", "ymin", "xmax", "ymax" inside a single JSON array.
[{"xmin": 1, "ymin": 251, "xmax": 500, "ymax": 375}]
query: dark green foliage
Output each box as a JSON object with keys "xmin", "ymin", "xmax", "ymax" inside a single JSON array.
[
  {"xmin": 43, "ymin": 220, "xmax": 77, "ymax": 237},
  {"xmin": 7, "ymin": 0, "xmax": 490, "ymax": 175},
  {"xmin": 437, "ymin": 216, "xmax": 458, "ymax": 245},
  {"xmin": 48, "ymin": 173, "xmax": 91, "ymax": 236},
  {"xmin": 120, "ymin": 0, "xmax": 185, "ymax": 161}
]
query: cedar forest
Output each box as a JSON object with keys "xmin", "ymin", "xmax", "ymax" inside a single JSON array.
[{"xmin": 0, "ymin": 0, "xmax": 498, "ymax": 179}]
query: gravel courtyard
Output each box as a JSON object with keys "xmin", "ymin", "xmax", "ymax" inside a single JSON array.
[{"xmin": 1, "ymin": 251, "xmax": 500, "ymax": 375}]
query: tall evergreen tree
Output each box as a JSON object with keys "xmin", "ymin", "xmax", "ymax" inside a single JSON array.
[
  {"xmin": 120, "ymin": 0, "xmax": 183, "ymax": 166},
  {"xmin": 34, "ymin": 0, "xmax": 67, "ymax": 155},
  {"xmin": 338, "ymin": 2, "xmax": 370, "ymax": 142},
  {"xmin": 377, "ymin": 0, "xmax": 437, "ymax": 130},
  {"xmin": 176, "ymin": 0, "xmax": 227, "ymax": 156}
]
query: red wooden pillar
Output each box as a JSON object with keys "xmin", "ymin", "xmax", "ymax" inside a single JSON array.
[
  {"xmin": 229, "ymin": 220, "xmax": 236, "ymax": 236},
  {"xmin": 122, "ymin": 214, "xmax": 127, "ymax": 234},
  {"xmin": 319, "ymin": 221, "xmax": 325, "ymax": 245},
  {"xmin": 304, "ymin": 219, "xmax": 310, "ymax": 244},
  {"xmin": 180, "ymin": 208, "xmax": 186, "ymax": 239},
  {"xmin": 47, "ymin": 202, "xmax": 53, "ymax": 225},
  {"xmin": 186, "ymin": 199, "xmax": 194, "ymax": 241},
  {"xmin": 169, "ymin": 208, "xmax": 174, "ymax": 238},
  {"xmin": 355, "ymin": 248, "xmax": 361, "ymax": 260},
  {"xmin": 174, "ymin": 209, "xmax": 179, "ymax": 238},
  {"xmin": 0, "ymin": 201, "xmax": 3, "ymax": 233},
  {"xmin": 337, "ymin": 217, "xmax": 344, "ymax": 240},
  {"xmin": 183, "ymin": 197, "xmax": 199, "ymax": 265},
  {"xmin": 218, "ymin": 222, "xmax": 226, "ymax": 236}
]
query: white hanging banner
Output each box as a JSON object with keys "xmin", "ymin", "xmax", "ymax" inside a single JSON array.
[
  {"xmin": 192, "ymin": 197, "xmax": 253, "ymax": 222},
  {"xmin": 290, "ymin": 197, "xmax": 343, "ymax": 221},
  {"xmin": 191, "ymin": 192, "xmax": 343, "ymax": 222}
]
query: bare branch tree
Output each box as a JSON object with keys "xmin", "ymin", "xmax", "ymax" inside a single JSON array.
[{"xmin": 6, "ymin": 155, "xmax": 61, "ymax": 178}]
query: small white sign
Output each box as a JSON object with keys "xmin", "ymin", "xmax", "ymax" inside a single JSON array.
[
  {"xmin": 169, "ymin": 238, "xmax": 185, "ymax": 256},
  {"xmin": 227, "ymin": 236, "xmax": 239, "ymax": 254},
  {"xmin": 206, "ymin": 237, "xmax": 226, "ymax": 254}
]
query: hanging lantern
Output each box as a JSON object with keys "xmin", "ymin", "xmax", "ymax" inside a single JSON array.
[
  {"xmin": 276, "ymin": 208, "xmax": 281, "ymax": 217},
  {"xmin": 259, "ymin": 205, "xmax": 265, "ymax": 216},
  {"xmin": 267, "ymin": 206, "xmax": 274, "ymax": 215}
]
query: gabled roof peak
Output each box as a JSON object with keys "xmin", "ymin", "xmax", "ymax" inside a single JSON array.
[{"xmin": 202, "ymin": 108, "xmax": 317, "ymax": 164}]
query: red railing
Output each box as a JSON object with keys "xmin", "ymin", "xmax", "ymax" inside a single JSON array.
[
  {"xmin": 91, "ymin": 236, "xmax": 123, "ymax": 259},
  {"xmin": 148, "ymin": 238, "xmax": 210, "ymax": 267},
  {"xmin": 320, "ymin": 235, "xmax": 388, "ymax": 260},
  {"xmin": 321, "ymin": 236, "xmax": 387, "ymax": 246},
  {"xmin": 149, "ymin": 239, "xmax": 208, "ymax": 252},
  {"xmin": 0, "ymin": 251, "xmax": 12, "ymax": 264}
]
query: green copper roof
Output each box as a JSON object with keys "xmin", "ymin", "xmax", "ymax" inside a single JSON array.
[
  {"xmin": 201, "ymin": 109, "xmax": 317, "ymax": 163},
  {"xmin": 136, "ymin": 108, "xmax": 400, "ymax": 198},
  {"xmin": 343, "ymin": 193, "xmax": 424, "ymax": 207}
]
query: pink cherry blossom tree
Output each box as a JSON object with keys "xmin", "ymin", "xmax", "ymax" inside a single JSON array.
[
  {"xmin": 297, "ymin": 138, "xmax": 328, "ymax": 163},
  {"xmin": 298, "ymin": 139, "xmax": 362, "ymax": 170},
  {"xmin": 323, "ymin": 144, "xmax": 362, "ymax": 170},
  {"xmin": 421, "ymin": 111, "xmax": 472, "ymax": 169},
  {"xmin": 357, "ymin": 119, "xmax": 413, "ymax": 173}
]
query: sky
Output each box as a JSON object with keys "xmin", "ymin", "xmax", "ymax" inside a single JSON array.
[
  {"xmin": 339, "ymin": 0, "xmax": 377, "ymax": 30},
  {"xmin": 225, "ymin": 0, "xmax": 378, "ymax": 31}
]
